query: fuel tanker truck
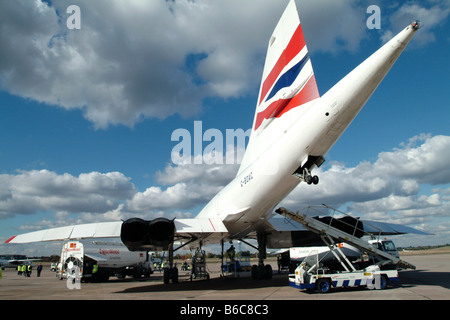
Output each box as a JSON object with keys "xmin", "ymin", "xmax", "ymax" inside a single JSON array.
[{"xmin": 57, "ymin": 240, "xmax": 154, "ymax": 282}]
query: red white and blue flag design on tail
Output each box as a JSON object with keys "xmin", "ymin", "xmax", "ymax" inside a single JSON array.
[{"xmin": 254, "ymin": 1, "xmax": 319, "ymax": 131}]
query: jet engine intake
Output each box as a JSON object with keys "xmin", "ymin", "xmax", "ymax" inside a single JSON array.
[{"xmin": 120, "ymin": 217, "xmax": 175, "ymax": 251}]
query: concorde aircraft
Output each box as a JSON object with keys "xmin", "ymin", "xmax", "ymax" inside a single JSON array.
[{"xmin": 6, "ymin": 0, "xmax": 425, "ymax": 283}]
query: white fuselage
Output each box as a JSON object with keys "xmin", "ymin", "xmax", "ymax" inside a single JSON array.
[{"xmin": 197, "ymin": 23, "xmax": 417, "ymax": 239}]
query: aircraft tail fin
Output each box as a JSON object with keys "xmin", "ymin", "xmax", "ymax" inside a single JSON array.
[
  {"xmin": 254, "ymin": 0, "xmax": 319, "ymax": 132},
  {"xmin": 239, "ymin": 0, "xmax": 319, "ymax": 173}
]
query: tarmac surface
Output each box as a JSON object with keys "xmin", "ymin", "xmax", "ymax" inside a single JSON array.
[{"xmin": 0, "ymin": 253, "xmax": 449, "ymax": 302}]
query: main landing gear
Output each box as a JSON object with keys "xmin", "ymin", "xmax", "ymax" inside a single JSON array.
[
  {"xmin": 294, "ymin": 166, "xmax": 319, "ymax": 185},
  {"xmin": 251, "ymin": 263, "xmax": 273, "ymax": 280},
  {"xmin": 253, "ymin": 233, "xmax": 272, "ymax": 280},
  {"xmin": 163, "ymin": 245, "xmax": 178, "ymax": 284},
  {"xmin": 303, "ymin": 168, "xmax": 319, "ymax": 185},
  {"xmin": 239, "ymin": 233, "xmax": 273, "ymax": 280},
  {"xmin": 293, "ymin": 155, "xmax": 325, "ymax": 185}
]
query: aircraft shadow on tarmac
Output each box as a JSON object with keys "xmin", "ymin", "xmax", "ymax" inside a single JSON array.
[
  {"xmin": 399, "ymin": 269, "xmax": 450, "ymax": 290},
  {"xmin": 114, "ymin": 273, "xmax": 287, "ymax": 294}
]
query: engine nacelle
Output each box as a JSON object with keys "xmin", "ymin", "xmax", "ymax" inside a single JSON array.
[{"xmin": 120, "ymin": 217, "xmax": 175, "ymax": 251}]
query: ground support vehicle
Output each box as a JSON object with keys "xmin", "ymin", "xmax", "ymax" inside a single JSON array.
[
  {"xmin": 276, "ymin": 206, "xmax": 415, "ymax": 293},
  {"xmin": 189, "ymin": 247, "xmax": 209, "ymax": 281},
  {"xmin": 221, "ymin": 251, "xmax": 252, "ymax": 274},
  {"xmin": 221, "ymin": 259, "xmax": 241, "ymax": 279},
  {"xmin": 58, "ymin": 241, "xmax": 153, "ymax": 282},
  {"xmin": 238, "ymin": 251, "xmax": 252, "ymax": 271},
  {"xmin": 289, "ymin": 250, "xmax": 399, "ymax": 293}
]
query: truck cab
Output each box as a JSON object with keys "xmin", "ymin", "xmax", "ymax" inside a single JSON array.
[{"xmin": 368, "ymin": 239, "xmax": 399, "ymax": 258}]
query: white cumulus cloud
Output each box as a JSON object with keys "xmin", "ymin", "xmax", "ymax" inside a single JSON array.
[
  {"xmin": 281, "ymin": 135, "xmax": 450, "ymax": 231},
  {"xmin": 0, "ymin": 0, "xmax": 385, "ymax": 129}
]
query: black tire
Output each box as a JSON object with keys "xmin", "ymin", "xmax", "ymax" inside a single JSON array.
[
  {"xmin": 171, "ymin": 267, "xmax": 179, "ymax": 284},
  {"xmin": 257, "ymin": 265, "xmax": 265, "ymax": 280},
  {"xmin": 163, "ymin": 267, "xmax": 170, "ymax": 284},
  {"xmin": 312, "ymin": 175, "xmax": 319, "ymax": 185},
  {"xmin": 264, "ymin": 264, "xmax": 272, "ymax": 280},
  {"xmin": 251, "ymin": 265, "xmax": 258, "ymax": 280},
  {"xmin": 305, "ymin": 175, "xmax": 312, "ymax": 184},
  {"xmin": 316, "ymin": 278, "xmax": 331, "ymax": 293},
  {"xmin": 132, "ymin": 267, "xmax": 142, "ymax": 279}
]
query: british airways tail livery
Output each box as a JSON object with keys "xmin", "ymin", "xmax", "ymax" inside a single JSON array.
[
  {"xmin": 6, "ymin": 1, "xmax": 425, "ymax": 282},
  {"xmin": 254, "ymin": 0, "xmax": 319, "ymax": 130},
  {"xmin": 240, "ymin": 0, "xmax": 320, "ymax": 173}
]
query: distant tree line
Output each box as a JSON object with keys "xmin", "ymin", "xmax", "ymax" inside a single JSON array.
[
  {"xmin": 29, "ymin": 255, "xmax": 60, "ymax": 262},
  {"xmin": 397, "ymin": 244, "xmax": 450, "ymax": 251}
]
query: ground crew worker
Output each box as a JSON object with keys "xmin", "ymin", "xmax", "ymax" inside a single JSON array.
[
  {"xmin": 18, "ymin": 265, "xmax": 22, "ymax": 276},
  {"xmin": 227, "ymin": 244, "xmax": 236, "ymax": 261},
  {"xmin": 0, "ymin": 266, "xmax": 3, "ymax": 280},
  {"xmin": 21, "ymin": 264, "xmax": 26, "ymax": 277},
  {"xmin": 92, "ymin": 263, "xmax": 98, "ymax": 282},
  {"xmin": 37, "ymin": 264, "xmax": 43, "ymax": 277},
  {"xmin": 27, "ymin": 264, "xmax": 32, "ymax": 277}
]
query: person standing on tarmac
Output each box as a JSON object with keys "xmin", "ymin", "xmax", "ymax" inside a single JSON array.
[
  {"xmin": 92, "ymin": 263, "xmax": 98, "ymax": 282},
  {"xmin": 37, "ymin": 264, "xmax": 43, "ymax": 277}
]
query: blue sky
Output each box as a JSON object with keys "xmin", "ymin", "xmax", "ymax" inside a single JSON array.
[{"xmin": 1, "ymin": 0, "xmax": 449, "ymax": 255}]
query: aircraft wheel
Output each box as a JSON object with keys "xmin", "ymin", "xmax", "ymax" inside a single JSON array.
[
  {"xmin": 251, "ymin": 265, "xmax": 258, "ymax": 279},
  {"xmin": 257, "ymin": 265, "xmax": 266, "ymax": 279},
  {"xmin": 171, "ymin": 267, "xmax": 179, "ymax": 284},
  {"xmin": 264, "ymin": 264, "xmax": 272, "ymax": 279},
  {"xmin": 312, "ymin": 175, "xmax": 319, "ymax": 185},
  {"xmin": 163, "ymin": 267, "xmax": 170, "ymax": 284},
  {"xmin": 305, "ymin": 175, "xmax": 313, "ymax": 184}
]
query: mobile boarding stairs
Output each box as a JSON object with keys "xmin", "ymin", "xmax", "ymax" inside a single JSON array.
[{"xmin": 275, "ymin": 206, "xmax": 415, "ymax": 292}]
